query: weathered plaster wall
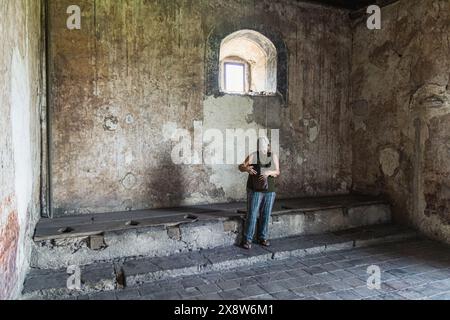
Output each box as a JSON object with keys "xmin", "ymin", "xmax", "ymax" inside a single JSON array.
[
  {"xmin": 48, "ymin": 0, "xmax": 352, "ymax": 216},
  {"xmin": 0, "ymin": 0, "xmax": 42, "ymax": 299},
  {"xmin": 351, "ymin": 0, "xmax": 450, "ymax": 243}
]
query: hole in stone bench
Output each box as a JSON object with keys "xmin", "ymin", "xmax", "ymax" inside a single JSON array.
[
  {"xmin": 125, "ymin": 220, "xmax": 140, "ymax": 226},
  {"xmin": 58, "ymin": 227, "xmax": 74, "ymax": 234},
  {"xmin": 185, "ymin": 214, "xmax": 198, "ymax": 220},
  {"xmin": 116, "ymin": 267, "xmax": 126, "ymax": 289},
  {"xmin": 281, "ymin": 205, "xmax": 294, "ymax": 210}
]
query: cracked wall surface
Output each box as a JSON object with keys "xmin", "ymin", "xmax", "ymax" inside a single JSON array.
[
  {"xmin": 0, "ymin": 0, "xmax": 42, "ymax": 299},
  {"xmin": 351, "ymin": 0, "xmax": 450, "ymax": 243},
  {"xmin": 48, "ymin": 0, "xmax": 352, "ymax": 216}
]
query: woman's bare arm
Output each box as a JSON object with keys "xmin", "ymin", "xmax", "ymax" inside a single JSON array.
[
  {"xmin": 262, "ymin": 153, "xmax": 280, "ymax": 178},
  {"xmin": 239, "ymin": 154, "xmax": 257, "ymax": 175}
]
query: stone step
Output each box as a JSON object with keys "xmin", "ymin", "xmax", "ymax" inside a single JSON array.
[
  {"xmin": 30, "ymin": 195, "xmax": 392, "ymax": 269},
  {"xmin": 22, "ymin": 224, "xmax": 418, "ymax": 300}
]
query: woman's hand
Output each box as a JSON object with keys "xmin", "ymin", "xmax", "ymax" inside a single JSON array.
[
  {"xmin": 246, "ymin": 166, "xmax": 257, "ymax": 176},
  {"xmin": 239, "ymin": 155, "xmax": 256, "ymax": 174},
  {"xmin": 258, "ymin": 170, "xmax": 273, "ymax": 181},
  {"xmin": 261, "ymin": 169, "xmax": 278, "ymax": 178}
]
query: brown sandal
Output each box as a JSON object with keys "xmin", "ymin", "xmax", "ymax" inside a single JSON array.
[
  {"xmin": 242, "ymin": 241, "xmax": 252, "ymax": 250},
  {"xmin": 259, "ymin": 240, "xmax": 271, "ymax": 247}
]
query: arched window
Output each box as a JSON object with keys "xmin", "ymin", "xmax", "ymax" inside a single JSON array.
[{"xmin": 219, "ymin": 30, "xmax": 277, "ymax": 95}]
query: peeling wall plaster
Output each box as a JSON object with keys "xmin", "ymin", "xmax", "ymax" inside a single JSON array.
[
  {"xmin": 203, "ymin": 95, "xmax": 259, "ymax": 200},
  {"xmin": 351, "ymin": 0, "xmax": 450, "ymax": 243},
  {"xmin": 379, "ymin": 147, "xmax": 399, "ymax": 177}
]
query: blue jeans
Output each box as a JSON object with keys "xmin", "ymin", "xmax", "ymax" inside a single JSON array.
[{"xmin": 244, "ymin": 190, "xmax": 276, "ymax": 243}]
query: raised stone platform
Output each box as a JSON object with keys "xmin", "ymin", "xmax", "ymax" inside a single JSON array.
[
  {"xmin": 23, "ymin": 224, "xmax": 418, "ymax": 300},
  {"xmin": 30, "ymin": 194, "xmax": 392, "ymax": 269}
]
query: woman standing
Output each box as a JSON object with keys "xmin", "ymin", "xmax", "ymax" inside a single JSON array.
[{"xmin": 238, "ymin": 137, "xmax": 280, "ymax": 250}]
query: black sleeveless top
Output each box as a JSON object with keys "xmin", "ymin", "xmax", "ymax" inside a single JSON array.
[{"xmin": 246, "ymin": 152, "xmax": 276, "ymax": 193}]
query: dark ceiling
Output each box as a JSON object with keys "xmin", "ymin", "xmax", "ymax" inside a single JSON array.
[{"xmin": 299, "ymin": 0, "xmax": 382, "ymax": 10}]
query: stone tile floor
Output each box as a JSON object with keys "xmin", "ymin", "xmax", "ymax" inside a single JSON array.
[{"xmin": 78, "ymin": 239, "xmax": 450, "ymax": 300}]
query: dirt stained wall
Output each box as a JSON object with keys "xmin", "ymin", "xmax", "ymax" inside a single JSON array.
[
  {"xmin": 48, "ymin": 0, "xmax": 352, "ymax": 216},
  {"xmin": 351, "ymin": 0, "xmax": 450, "ymax": 243},
  {"xmin": 0, "ymin": 0, "xmax": 43, "ymax": 300}
]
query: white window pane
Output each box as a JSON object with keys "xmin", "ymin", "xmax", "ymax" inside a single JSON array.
[{"xmin": 225, "ymin": 63, "xmax": 245, "ymax": 93}]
